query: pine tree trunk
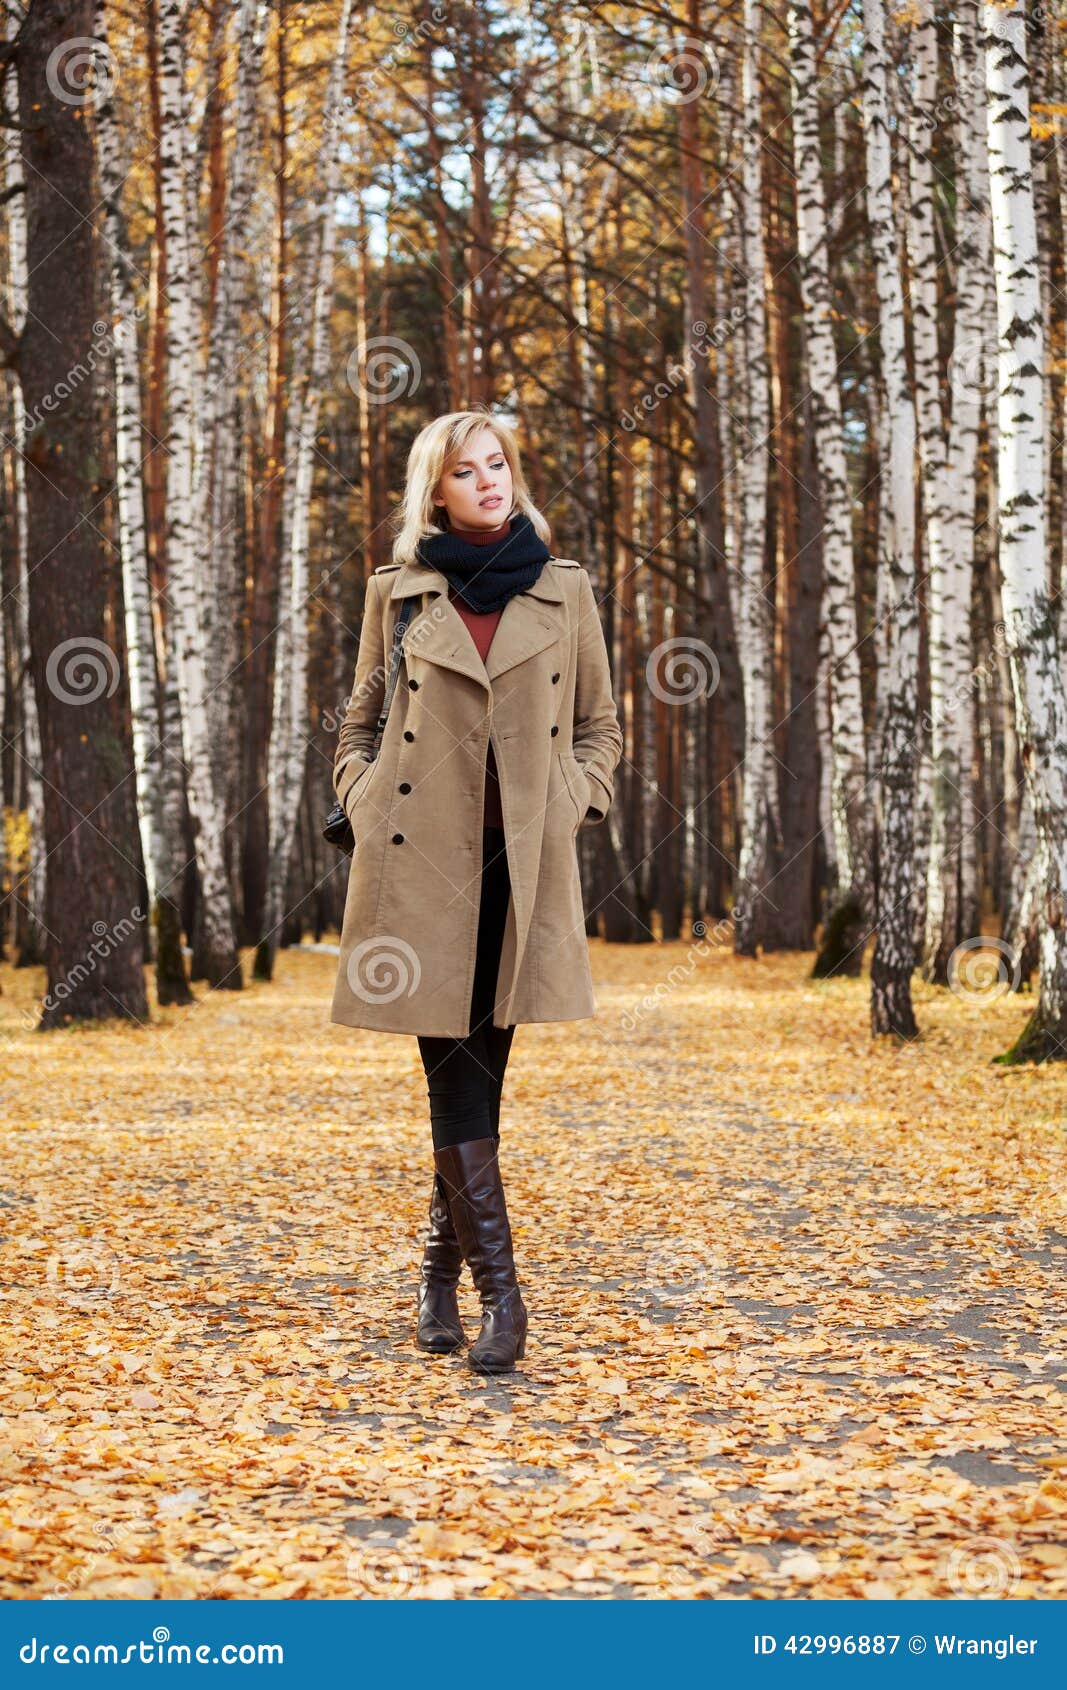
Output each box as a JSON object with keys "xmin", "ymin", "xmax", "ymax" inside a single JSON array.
[
  {"xmin": 679, "ymin": 0, "xmax": 744, "ymax": 791},
  {"xmin": 14, "ymin": 1, "xmax": 148, "ymax": 1025}
]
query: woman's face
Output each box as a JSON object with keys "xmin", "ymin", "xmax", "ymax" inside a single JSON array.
[{"xmin": 432, "ymin": 428, "xmax": 514, "ymax": 530}]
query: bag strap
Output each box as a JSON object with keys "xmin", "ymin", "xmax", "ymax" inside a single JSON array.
[{"xmin": 371, "ymin": 594, "xmax": 416, "ymax": 751}]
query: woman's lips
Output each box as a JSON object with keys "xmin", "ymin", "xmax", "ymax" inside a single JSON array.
[{"xmin": 479, "ymin": 496, "xmax": 502, "ymax": 507}]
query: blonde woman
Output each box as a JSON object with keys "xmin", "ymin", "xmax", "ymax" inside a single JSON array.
[{"xmin": 330, "ymin": 409, "xmax": 623, "ymax": 1373}]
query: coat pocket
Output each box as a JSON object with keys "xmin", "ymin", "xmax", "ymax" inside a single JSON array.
[
  {"xmin": 337, "ymin": 754, "xmax": 377, "ymax": 820},
  {"xmin": 558, "ymin": 750, "xmax": 589, "ymax": 831}
]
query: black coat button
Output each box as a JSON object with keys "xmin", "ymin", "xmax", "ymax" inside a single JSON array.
[
  {"xmin": 404, "ymin": 730, "xmax": 415, "ymax": 741},
  {"xmin": 551, "ymin": 672, "xmax": 560, "ymax": 683},
  {"xmin": 550, "ymin": 724, "xmax": 559, "ymax": 736},
  {"xmin": 391, "ymin": 832, "xmax": 404, "ymax": 844},
  {"xmin": 408, "ymin": 678, "xmax": 419, "ymax": 689},
  {"xmin": 398, "ymin": 782, "xmax": 411, "ymax": 794}
]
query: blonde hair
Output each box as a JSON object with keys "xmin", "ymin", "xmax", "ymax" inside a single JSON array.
[{"xmin": 391, "ymin": 408, "xmax": 551, "ymax": 565}]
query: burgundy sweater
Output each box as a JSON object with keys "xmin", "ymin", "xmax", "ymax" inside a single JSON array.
[{"xmin": 446, "ymin": 520, "xmax": 509, "ymax": 827}]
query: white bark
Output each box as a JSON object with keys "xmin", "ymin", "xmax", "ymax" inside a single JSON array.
[
  {"xmin": 862, "ymin": 0, "xmax": 920, "ymax": 1036},
  {"xmin": 260, "ymin": 0, "xmax": 354, "ymax": 963},
  {"xmin": 93, "ymin": 2, "xmax": 168, "ymax": 938},
  {"xmin": 912, "ymin": 0, "xmax": 985, "ymax": 977},
  {"xmin": 197, "ymin": 0, "xmax": 267, "ymax": 781},
  {"xmin": 983, "ymin": 0, "xmax": 1067, "ymax": 1058},
  {"xmin": 787, "ymin": 0, "xmax": 871, "ymax": 967},
  {"xmin": 158, "ymin": 0, "xmax": 241, "ymax": 985},
  {"xmin": 734, "ymin": 0, "xmax": 778, "ymax": 953}
]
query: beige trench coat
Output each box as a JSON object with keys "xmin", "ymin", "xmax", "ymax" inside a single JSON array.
[{"xmin": 329, "ymin": 555, "xmax": 623, "ymax": 1037}]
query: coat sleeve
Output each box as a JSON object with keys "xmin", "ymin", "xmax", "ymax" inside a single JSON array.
[
  {"xmin": 573, "ymin": 567, "xmax": 624, "ymax": 826},
  {"xmin": 334, "ymin": 573, "xmax": 387, "ymax": 810}
]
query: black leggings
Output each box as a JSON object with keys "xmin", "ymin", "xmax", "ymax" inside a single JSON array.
[{"xmin": 417, "ymin": 826, "xmax": 517, "ymax": 1149}]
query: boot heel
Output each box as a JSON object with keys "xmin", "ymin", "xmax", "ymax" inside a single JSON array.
[
  {"xmin": 416, "ymin": 1168, "xmax": 466, "ymax": 1353},
  {"xmin": 434, "ymin": 1139, "xmax": 528, "ymax": 1375}
]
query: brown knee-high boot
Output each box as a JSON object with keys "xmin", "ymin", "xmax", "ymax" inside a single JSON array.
[
  {"xmin": 415, "ymin": 1171, "xmax": 466, "ymax": 1353},
  {"xmin": 433, "ymin": 1136, "xmax": 527, "ymax": 1373}
]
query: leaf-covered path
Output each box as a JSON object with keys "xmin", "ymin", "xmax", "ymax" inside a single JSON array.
[{"xmin": 2, "ymin": 941, "xmax": 1065, "ymax": 1599}]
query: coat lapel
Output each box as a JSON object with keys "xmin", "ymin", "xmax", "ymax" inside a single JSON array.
[{"xmin": 387, "ymin": 559, "xmax": 566, "ymax": 692}]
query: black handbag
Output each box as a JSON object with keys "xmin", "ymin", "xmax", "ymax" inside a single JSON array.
[{"xmin": 323, "ymin": 595, "xmax": 416, "ymax": 856}]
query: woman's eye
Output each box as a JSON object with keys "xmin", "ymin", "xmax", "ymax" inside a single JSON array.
[{"xmin": 454, "ymin": 461, "xmax": 505, "ymax": 478}]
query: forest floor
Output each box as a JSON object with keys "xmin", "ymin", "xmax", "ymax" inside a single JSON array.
[{"xmin": 1, "ymin": 934, "xmax": 1065, "ymax": 1600}]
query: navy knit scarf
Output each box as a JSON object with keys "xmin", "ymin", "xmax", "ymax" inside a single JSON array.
[{"xmin": 416, "ymin": 511, "xmax": 552, "ymax": 613}]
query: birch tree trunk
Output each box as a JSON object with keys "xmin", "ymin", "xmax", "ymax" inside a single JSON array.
[
  {"xmin": 862, "ymin": 0, "xmax": 920, "ymax": 1037},
  {"xmin": 255, "ymin": 0, "xmax": 354, "ymax": 977},
  {"xmin": 158, "ymin": 0, "xmax": 242, "ymax": 988},
  {"xmin": 93, "ymin": 0, "xmax": 191, "ymax": 1006},
  {"xmin": 787, "ymin": 0, "xmax": 872, "ymax": 977},
  {"xmin": 918, "ymin": 0, "xmax": 985, "ymax": 981},
  {"xmin": 983, "ymin": 0, "xmax": 1067, "ymax": 1062},
  {"xmin": 197, "ymin": 0, "xmax": 266, "ymax": 812},
  {"xmin": 244, "ymin": 1, "xmax": 290, "ymax": 939},
  {"xmin": 734, "ymin": 0, "xmax": 778, "ymax": 954}
]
